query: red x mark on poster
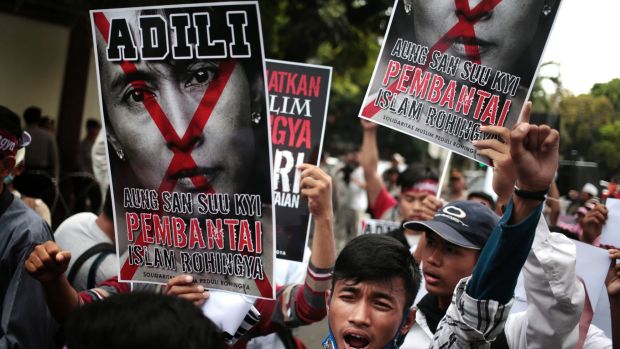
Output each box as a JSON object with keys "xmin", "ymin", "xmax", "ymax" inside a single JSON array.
[
  {"xmin": 94, "ymin": 12, "xmax": 273, "ymax": 298},
  {"xmin": 362, "ymin": 0, "xmax": 502, "ymax": 118}
]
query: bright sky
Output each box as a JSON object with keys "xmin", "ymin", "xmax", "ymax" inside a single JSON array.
[{"xmin": 539, "ymin": 0, "xmax": 620, "ymax": 95}]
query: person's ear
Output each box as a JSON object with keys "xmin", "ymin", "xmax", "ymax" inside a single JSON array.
[
  {"xmin": 325, "ymin": 288, "xmax": 333, "ymax": 312},
  {"xmin": 0, "ymin": 156, "xmax": 16, "ymax": 178},
  {"xmin": 400, "ymin": 309, "xmax": 416, "ymax": 335}
]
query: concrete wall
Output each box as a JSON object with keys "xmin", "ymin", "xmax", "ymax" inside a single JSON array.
[
  {"xmin": 0, "ymin": 12, "xmax": 69, "ymax": 124},
  {"xmin": 82, "ymin": 52, "xmax": 104, "ymax": 132},
  {"xmin": 0, "ymin": 12, "xmax": 104, "ymax": 140}
]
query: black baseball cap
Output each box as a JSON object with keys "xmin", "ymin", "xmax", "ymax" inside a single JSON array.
[{"xmin": 403, "ymin": 200, "xmax": 499, "ymax": 250}]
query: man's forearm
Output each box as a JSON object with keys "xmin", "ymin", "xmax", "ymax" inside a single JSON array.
[
  {"xmin": 510, "ymin": 195, "xmax": 545, "ymax": 225},
  {"xmin": 467, "ymin": 198, "xmax": 543, "ymax": 303},
  {"xmin": 309, "ymin": 214, "xmax": 335, "ymax": 269},
  {"xmin": 42, "ymin": 276, "xmax": 80, "ymax": 322},
  {"xmin": 360, "ymin": 128, "xmax": 384, "ymax": 206},
  {"xmin": 360, "ymin": 128, "xmax": 378, "ymax": 174}
]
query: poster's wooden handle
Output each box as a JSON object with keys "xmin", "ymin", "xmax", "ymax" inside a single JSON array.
[{"xmin": 436, "ymin": 150, "xmax": 452, "ymax": 199}]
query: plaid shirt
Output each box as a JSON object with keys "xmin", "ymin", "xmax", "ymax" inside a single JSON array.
[
  {"xmin": 322, "ymin": 277, "xmax": 512, "ymax": 349},
  {"xmin": 430, "ymin": 277, "xmax": 512, "ymax": 349}
]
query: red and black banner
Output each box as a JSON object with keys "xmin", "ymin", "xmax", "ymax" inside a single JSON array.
[
  {"xmin": 360, "ymin": 0, "xmax": 562, "ymax": 165},
  {"xmin": 266, "ymin": 59, "xmax": 332, "ymax": 262},
  {"xmin": 90, "ymin": 2, "xmax": 275, "ymax": 299}
]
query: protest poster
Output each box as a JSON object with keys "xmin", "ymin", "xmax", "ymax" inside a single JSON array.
[
  {"xmin": 90, "ymin": 2, "xmax": 275, "ymax": 299},
  {"xmin": 359, "ymin": 0, "xmax": 562, "ymax": 164},
  {"xmin": 359, "ymin": 219, "xmax": 402, "ymax": 236},
  {"xmin": 592, "ymin": 285, "xmax": 613, "ymax": 338},
  {"xmin": 266, "ymin": 59, "xmax": 332, "ymax": 262},
  {"xmin": 574, "ymin": 240, "xmax": 610, "ymax": 310},
  {"xmin": 601, "ymin": 198, "xmax": 620, "ymax": 248}
]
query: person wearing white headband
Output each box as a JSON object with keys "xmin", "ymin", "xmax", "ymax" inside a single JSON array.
[{"xmin": 359, "ymin": 119, "xmax": 443, "ymax": 257}]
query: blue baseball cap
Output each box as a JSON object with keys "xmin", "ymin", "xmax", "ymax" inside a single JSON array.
[{"xmin": 403, "ymin": 200, "xmax": 499, "ymax": 250}]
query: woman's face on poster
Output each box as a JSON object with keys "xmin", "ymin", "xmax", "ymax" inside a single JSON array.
[
  {"xmin": 413, "ymin": 0, "xmax": 545, "ymax": 74},
  {"xmin": 99, "ymin": 15, "xmax": 255, "ymax": 195}
]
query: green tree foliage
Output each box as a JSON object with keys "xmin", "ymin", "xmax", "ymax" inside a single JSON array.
[
  {"xmin": 558, "ymin": 94, "xmax": 614, "ymax": 158},
  {"xmin": 530, "ymin": 62, "xmax": 563, "ymax": 115},
  {"xmin": 588, "ymin": 79, "xmax": 620, "ymax": 178},
  {"xmin": 591, "ymin": 120, "xmax": 620, "ymax": 177},
  {"xmin": 591, "ymin": 78, "xmax": 620, "ymax": 114},
  {"xmin": 259, "ymin": 0, "xmax": 426, "ymax": 161},
  {"xmin": 550, "ymin": 77, "xmax": 620, "ymax": 179}
]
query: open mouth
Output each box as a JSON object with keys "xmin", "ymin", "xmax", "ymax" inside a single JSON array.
[
  {"xmin": 344, "ymin": 333, "xmax": 370, "ymax": 349},
  {"xmin": 424, "ymin": 271, "xmax": 441, "ymax": 285}
]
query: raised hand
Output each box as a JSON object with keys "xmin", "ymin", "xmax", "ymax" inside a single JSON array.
[
  {"xmin": 24, "ymin": 241, "xmax": 71, "ymax": 284},
  {"xmin": 165, "ymin": 275, "xmax": 210, "ymax": 306},
  {"xmin": 509, "ymin": 119, "xmax": 559, "ymax": 192},
  {"xmin": 299, "ymin": 163, "xmax": 337, "ymax": 269},
  {"xmin": 298, "ymin": 163, "xmax": 333, "ymax": 221}
]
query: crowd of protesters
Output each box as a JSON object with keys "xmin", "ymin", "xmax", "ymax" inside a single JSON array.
[{"xmin": 1, "ymin": 98, "xmax": 619, "ymax": 349}]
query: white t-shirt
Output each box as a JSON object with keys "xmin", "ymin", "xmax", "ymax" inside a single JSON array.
[
  {"xmin": 55, "ymin": 212, "xmax": 117, "ymax": 291},
  {"xmin": 348, "ymin": 167, "xmax": 368, "ymax": 211}
]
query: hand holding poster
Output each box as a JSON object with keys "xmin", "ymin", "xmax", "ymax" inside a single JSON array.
[
  {"xmin": 90, "ymin": 2, "xmax": 275, "ymax": 299},
  {"xmin": 266, "ymin": 59, "xmax": 332, "ymax": 262},
  {"xmin": 360, "ymin": 0, "xmax": 562, "ymax": 164}
]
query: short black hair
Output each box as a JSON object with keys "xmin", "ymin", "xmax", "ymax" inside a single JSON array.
[
  {"xmin": 397, "ymin": 164, "xmax": 438, "ymax": 189},
  {"xmin": 23, "ymin": 106, "xmax": 42, "ymax": 125},
  {"xmin": 64, "ymin": 292, "xmax": 223, "ymax": 349},
  {"xmin": 0, "ymin": 105, "xmax": 23, "ymax": 140},
  {"xmin": 384, "ymin": 167, "xmax": 399, "ymax": 177},
  {"xmin": 333, "ymin": 234, "xmax": 421, "ymax": 310},
  {"xmin": 467, "ymin": 191, "xmax": 496, "ymax": 210}
]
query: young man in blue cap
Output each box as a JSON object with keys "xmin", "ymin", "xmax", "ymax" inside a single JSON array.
[
  {"xmin": 399, "ymin": 105, "xmax": 584, "ymax": 348},
  {"xmin": 401, "ymin": 200, "xmax": 503, "ymax": 347},
  {"xmin": 325, "ymin": 116, "xmax": 563, "ymax": 348}
]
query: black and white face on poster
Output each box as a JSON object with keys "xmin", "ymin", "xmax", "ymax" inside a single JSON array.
[
  {"xmin": 90, "ymin": 1, "xmax": 275, "ymax": 299},
  {"xmin": 360, "ymin": 0, "xmax": 562, "ymax": 164},
  {"xmin": 266, "ymin": 59, "xmax": 332, "ymax": 262}
]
